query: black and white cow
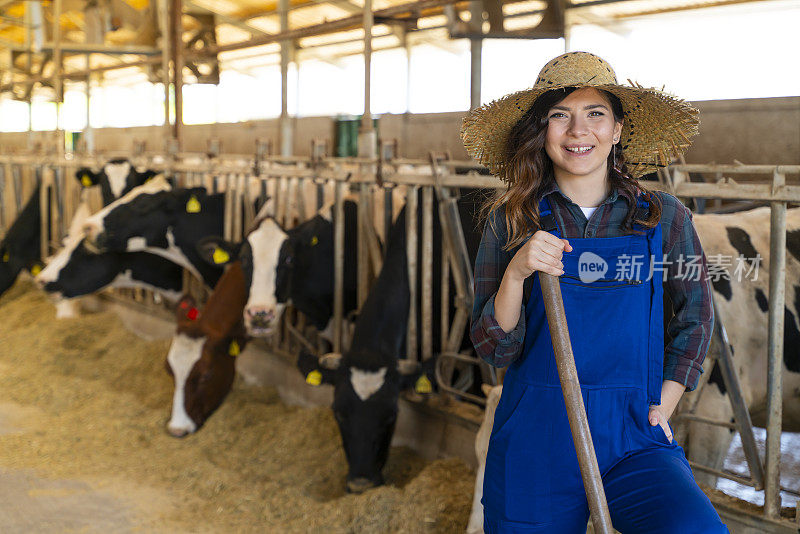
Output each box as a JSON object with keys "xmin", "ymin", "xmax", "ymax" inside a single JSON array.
[
  {"xmin": 197, "ymin": 200, "xmax": 360, "ymax": 337},
  {"xmin": 296, "ymin": 190, "xmax": 484, "ymax": 493},
  {"xmin": 680, "ymin": 206, "xmax": 800, "ymax": 486},
  {"xmin": 0, "ymin": 160, "xmax": 162, "ymax": 302},
  {"xmin": 36, "ymin": 219, "xmax": 183, "ymax": 309},
  {"xmin": 75, "ymin": 159, "xmax": 157, "ymax": 205},
  {"xmin": 0, "ymin": 185, "xmax": 43, "ymax": 296},
  {"xmin": 82, "ymin": 176, "xmax": 226, "ymax": 288}
]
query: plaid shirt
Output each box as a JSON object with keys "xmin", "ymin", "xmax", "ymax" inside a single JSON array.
[{"xmin": 470, "ymin": 181, "xmax": 714, "ymax": 392}]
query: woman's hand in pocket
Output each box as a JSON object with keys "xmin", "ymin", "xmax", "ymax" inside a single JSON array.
[{"xmin": 648, "ymin": 405, "xmax": 673, "ymax": 443}]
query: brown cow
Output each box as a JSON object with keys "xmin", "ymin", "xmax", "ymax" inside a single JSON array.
[{"xmin": 165, "ymin": 261, "xmax": 249, "ymax": 437}]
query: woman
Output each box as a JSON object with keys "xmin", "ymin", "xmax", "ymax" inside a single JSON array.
[{"xmin": 462, "ymin": 52, "xmax": 729, "ymax": 533}]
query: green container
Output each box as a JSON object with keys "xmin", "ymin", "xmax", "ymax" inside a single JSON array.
[
  {"xmin": 334, "ymin": 115, "xmax": 379, "ymax": 157},
  {"xmin": 64, "ymin": 131, "xmax": 81, "ymax": 153}
]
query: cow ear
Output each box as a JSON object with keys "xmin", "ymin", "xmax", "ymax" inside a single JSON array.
[
  {"xmin": 196, "ymin": 236, "xmax": 240, "ymax": 266},
  {"xmin": 397, "ymin": 358, "xmax": 435, "ymax": 394},
  {"xmin": 297, "ymin": 350, "xmax": 337, "ymax": 386},
  {"xmin": 75, "ymin": 168, "xmax": 99, "ymax": 188}
]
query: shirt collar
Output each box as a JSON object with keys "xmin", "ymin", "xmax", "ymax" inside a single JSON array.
[{"xmin": 541, "ymin": 180, "xmax": 620, "ymax": 207}]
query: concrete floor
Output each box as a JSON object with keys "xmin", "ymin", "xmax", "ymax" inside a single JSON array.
[{"xmin": 0, "ymin": 401, "xmax": 170, "ymax": 534}]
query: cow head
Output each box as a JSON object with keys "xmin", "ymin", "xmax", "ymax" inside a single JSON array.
[
  {"xmin": 0, "ymin": 245, "xmax": 22, "ymax": 295},
  {"xmin": 36, "ymin": 235, "xmax": 123, "ymax": 299},
  {"xmin": 76, "ymin": 159, "xmax": 158, "ymax": 204},
  {"xmin": 0, "ymin": 244, "xmax": 42, "ymax": 294},
  {"xmin": 197, "ymin": 213, "xmax": 336, "ymax": 336},
  {"xmin": 165, "ymin": 295, "xmax": 245, "ymax": 437},
  {"xmin": 82, "ymin": 176, "xmax": 175, "ymax": 252},
  {"xmin": 165, "ymin": 261, "xmax": 249, "ymax": 437},
  {"xmin": 297, "ymin": 350, "xmax": 434, "ymax": 493}
]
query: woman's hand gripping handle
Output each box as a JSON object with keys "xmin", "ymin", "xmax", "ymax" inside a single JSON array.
[{"xmin": 494, "ymin": 231, "xmax": 572, "ymax": 333}]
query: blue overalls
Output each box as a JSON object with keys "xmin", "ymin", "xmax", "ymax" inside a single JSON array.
[{"xmin": 483, "ymin": 194, "xmax": 729, "ymax": 533}]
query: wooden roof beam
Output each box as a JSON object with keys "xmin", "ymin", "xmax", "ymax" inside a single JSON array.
[{"xmin": 183, "ymin": 0, "xmax": 273, "ymax": 37}]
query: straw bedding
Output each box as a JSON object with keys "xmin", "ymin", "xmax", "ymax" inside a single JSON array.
[{"xmin": 0, "ymin": 280, "xmax": 475, "ymax": 532}]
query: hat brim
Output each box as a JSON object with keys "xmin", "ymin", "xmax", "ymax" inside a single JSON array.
[{"xmin": 461, "ymin": 81, "xmax": 699, "ymax": 181}]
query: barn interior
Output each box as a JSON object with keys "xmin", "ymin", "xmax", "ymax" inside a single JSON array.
[{"xmin": 0, "ymin": 0, "xmax": 798, "ymax": 532}]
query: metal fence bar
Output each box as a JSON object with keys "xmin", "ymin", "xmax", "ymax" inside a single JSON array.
[
  {"xmin": 38, "ymin": 167, "xmax": 51, "ymax": 262},
  {"xmin": 764, "ymin": 171, "xmax": 787, "ymax": 518},
  {"xmin": 713, "ymin": 296, "xmax": 766, "ymax": 490},
  {"xmin": 440, "ymin": 232, "xmax": 450, "ymax": 352},
  {"xmin": 421, "ymin": 185, "xmax": 433, "ymax": 362},
  {"xmin": 333, "ymin": 180, "xmax": 345, "ymax": 354},
  {"xmin": 405, "ymin": 185, "xmax": 418, "ymax": 361},
  {"xmin": 672, "ymin": 413, "xmax": 737, "ymax": 429},
  {"xmin": 357, "ymin": 183, "xmax": 370, "ymax": 310}
]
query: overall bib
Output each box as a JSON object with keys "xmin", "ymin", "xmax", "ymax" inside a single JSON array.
[{"xmin": 483, "ymin": 194, "xmax": 728, "ymax": 533}]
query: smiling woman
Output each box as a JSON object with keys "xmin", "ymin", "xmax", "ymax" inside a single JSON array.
[{"xmin": 462, "ymin": 51, "xmax": 728, "ymax": 533}]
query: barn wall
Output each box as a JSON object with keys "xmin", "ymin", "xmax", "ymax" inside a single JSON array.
[
  {"xmin": 1, "ymin": 97, "xmax": 797, "ymax": 169},
  {"xmin": 687, "ymin": 97, "xmax": 800, "ymax": 166}
]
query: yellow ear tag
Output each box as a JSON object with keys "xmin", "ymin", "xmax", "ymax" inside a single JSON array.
[
  {"xmin": 81, "ymin": 174, "xmax": 92, "ymax": 187},
  {"xmin": 229, "ymin": 340, "xmax": 240, "ymax": 357},
  {"xmin": 212, "ymin": 248, "xmax": 230, "ymax": 264},
  {"xmin": 415, "ymin": 375, "xmax": 432, "ymax": 394},
  {"xmin": 310, "ymin": 236, "xmax": 318, "ymax": 246},
  {"xmin": 306, "ymin": 370, "xmax": 323, "ymax": 386},
  {"xmin": 2, "ymin": 252, "xmax": 8, "ymax": 262},
  {"xmin": 30, "ymin": 264, "xmax": 42, "ymax": 276},
  {"xmin": 186, "ymin": 196, "xmax": 201, "ymax": 213}
]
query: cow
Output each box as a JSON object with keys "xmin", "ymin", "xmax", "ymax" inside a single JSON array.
[
  {"xmin": 35, "ymin": 199, "xmax": 184, "ymax": 311},
  {"xmin": 193, "ymin": 200, "xmax": 360, "ymax": 337},
  {"xmin": 82, "ymin": 176, "xmax": 226, "ymax": 288},
  {"xmin": 295, "ymin": 189, "xmax": 484, "ymax": 493},
  {"xmin": 165, "ymin": 262, "xmax": 249, "ymax": 437},
  {"xmin": 0, "ymin": 185, "xmax": 43, "ymax": 297},
  {"xmin": 75, "ymin": 159, "xmax": 157, "ymax": 205},
  {"xmin": 680, "ymin": 206, "xmax": 800, "ymax": 487},
  {"xmin": 295, "ymin": 203, "xmax": 432, "ymax": 493},
  {"xmin": 0, "ymin": 160, "xmax": 160, "ymax": 302}
]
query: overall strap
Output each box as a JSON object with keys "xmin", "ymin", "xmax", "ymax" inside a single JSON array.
[
  {"xmin": 633, "ymin": 191, "xmax": 650, "ymax": 233},
  {"xmin": 521, "ymin": 195, "xmax": 560, "ymax": 304},
  {"xmin": 537, "ymin": 195, "xmax": 560, "ymax": 237}
]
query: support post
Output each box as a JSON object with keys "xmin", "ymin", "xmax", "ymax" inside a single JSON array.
[
  {"xmin": 468, "ymin": 0, "xmax": 481, "ymax": 110},
  {"xmin": 170, "ymin": 0, "xmax": 183, "ymax": 144},
  {"xmin": 358, "ymin": 0, "xmax": 376, "ymax": 158},
  {"xmin": 764, "ymin": 171, "xmax": 786, "ymax": 518},
  {"xmin": 279, "ymin": 0, "xmax": 293, "ymax": 157}
]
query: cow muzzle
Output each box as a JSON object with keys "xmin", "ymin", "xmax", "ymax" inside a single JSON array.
[
  {"xmin": 245, "ymin": 307, "xmax": 276, "ymax": 335},
  {"xmin": 166, "ymin": 423, "xmax": 194, "ymax": 438}
]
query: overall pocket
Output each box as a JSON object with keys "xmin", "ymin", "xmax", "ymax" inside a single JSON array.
[{"xmin": 625, "ymin": 394, "xmax": 675, "ymax": 450}]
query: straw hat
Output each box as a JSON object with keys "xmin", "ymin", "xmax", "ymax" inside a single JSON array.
[{"xmin": 460, "ymin": 51, "xmax": 699, "ymax": 181}]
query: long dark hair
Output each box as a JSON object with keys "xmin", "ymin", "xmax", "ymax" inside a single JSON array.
[{"xmin": 483, "ymin": 87, "xmax": 662, "ymax": 250}]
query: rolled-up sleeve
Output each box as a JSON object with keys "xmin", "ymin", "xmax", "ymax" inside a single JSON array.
[
  {"xmin": 661, "ymin": 198, "xmax": 715, "ymax": 391},
  {"xmin": 470, "ymin": 208, "xmax": 526, "ymax": 368}
]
